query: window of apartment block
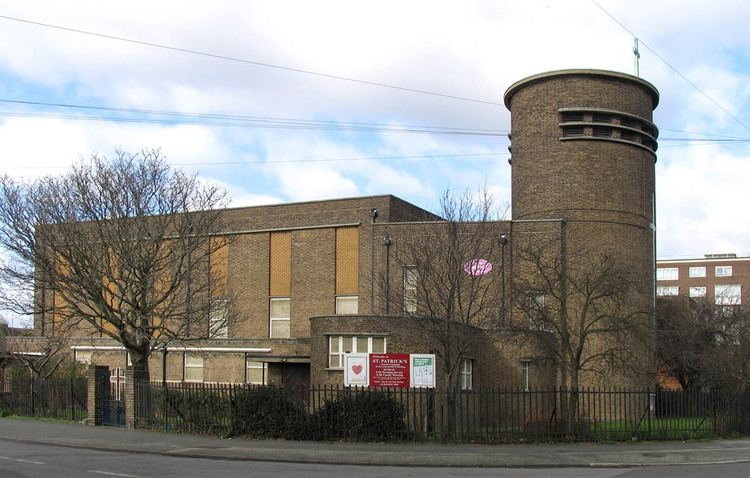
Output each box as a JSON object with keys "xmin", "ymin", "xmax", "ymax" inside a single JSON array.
[
  {"xmin": 335, "ymin": 295, "xmax": 359, "ymax": 315},
  {"xmin": 74, "ymin": 350, "xmax": 92, "ymax": 364},
  {"xmin": 209, "ymin": 299, "xmax": 229, "ymax": 339},
  {"xmin": 184, "ymin": 354, "xmax": 204, "ymax": 382},
  {"xmin": 715, "ymin": 284, "xmax": 741, "ymax": 305},
  {"xmin": 715, "ymin": 265, "xmax": 733, "ymax": 277},
  {"xmin": 269, "ymin": 297, "xmax": 291, "ymax": 339},
  {"xmin": 328, "ymin": 335, "xmax": 386, "ymax": 369},
  {"xmin": 460, "ymin": 358, "xmax": 473, "ymax": 391},
  {"xmin": 656, "ymin": 267, "xmax": 678, "ymax": 281},
  {"xmin": 246, "ymin": 359, "xmax": 268, "ymax": 385},
  {"xmin": 689, "ymin": 286, "xmax": 707, "ymax": 298},
  {"xmin": 688, "ymin": 267, "xmax": 706, "ymax": 278},
  {"xmin": 403, "ymin": 266, "xmax": 418, "ymax": 314},
  {"xmin": 656, "ymin": 286, "xmax": 679, "ymax": 297}
]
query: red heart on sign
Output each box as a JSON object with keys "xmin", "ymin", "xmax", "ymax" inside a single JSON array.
[{"xmin": 352, "ymin": 364, "xmax": 363, "ymax": 375}]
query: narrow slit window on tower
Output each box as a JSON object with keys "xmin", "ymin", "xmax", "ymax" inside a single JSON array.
[
  {"xmin": 620, "ymin": 130, "xmax": 637, "ymax": 142},
  {"xmin": 561, "ymin": 111, "xmax": 584, "ymax": 122},
  {"xmin": 561, "ymin": 125, "xmax": 585, "ymax": 137},
  {"xmin": 620, "ymin": 117, "xmax": 637, "ymax": 128},
  {"xmin": 592, "ymin": 113, "xmax": 611, "ymax": 124},
  {"xmin": 592, "ymin": 126, "xmax": 612, "ymax": 138}
]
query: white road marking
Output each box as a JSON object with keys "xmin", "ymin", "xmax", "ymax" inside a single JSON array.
[
  {"xmin": 0, "ymin": 456, "xmax": 45, "ymax": 465},
  {"xmin": 88, "ymin": 470, "xmax": 146, "ymax": 478}
]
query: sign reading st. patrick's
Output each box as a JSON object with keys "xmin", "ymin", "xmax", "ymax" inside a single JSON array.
[
  {"xmin": 369, "ymin": 353, "xmax": 410, "ymax": 388},
  {"xmin": 344, "ymin": 353, "xmax": 435, "ymax": 388}
]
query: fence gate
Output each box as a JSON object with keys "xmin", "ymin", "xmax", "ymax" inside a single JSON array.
[{"xmin": 102, "ymin": 367, "xmax": 126, "ymax": 426}]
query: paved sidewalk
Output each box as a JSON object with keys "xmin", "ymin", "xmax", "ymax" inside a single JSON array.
[{"xmin": 1, "ymin": 417, "xmax": 750, "ymax": 468}]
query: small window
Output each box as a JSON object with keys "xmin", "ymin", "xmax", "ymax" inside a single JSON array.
[
  {"xmin": 74, "ymin": 350, "xmax": 92, "ymax": 364},
  {"xmin": 656, "ymin": 268, "xmax": 679, "ymax": 281},
  {"xmin": 184, "ymin": 354, "xmax": 204, "ymax": 382},
  {"xmin": 403, "ymin": 266, "xmax": 418, "ymax": 314},
  {"xmin": 209, "ymin": 299, "xmax": 229, "ymax": 339},
  {"xmin": 528, "ymin": 293, "xmax": 551, "ymax": 331},
  {"xmin": 715, "ymin": 284, "xmax": 741, "ymax": 305},
  {"xmin": 246, "ymin": 359, "xmax": 267, "ymax": 385},
  {"xmin": 520, "ymin": 359, "xmax": 531, "ymax": 392},
  {"xmin": 270, "ymin": 298, "xmax": 291, "ymax": 339},
  {"xmin": 620, "ymin": 130, "xmax": 637, "ymax": 142},
  {"xmin": 688, "ymin": 267, "xmax": 706, "ymax": 278},
  {"xmin": 656, "ymin": 286, "xmax": 679, "ymax": 297},
  {"xmin": 715, "ymin": 266, "xmax": 733, "ymax": 277},
  {"xmin": 689, "ymin": 286, "xmax": 706, "ymax": 298},
  {"xmin": 592, "ymin": 126, "xmax": 611, "ymax": 138},
  {"xmin": 335, "ymin": 296, "xmax": 359, "ymax": 315},
  {"xmin": 460, "ymin": 359, "xmax": 473, "ymax": 391},
  {"xmin": 328, "ymin": 335, "xmax": 387, "ymax": 369}
]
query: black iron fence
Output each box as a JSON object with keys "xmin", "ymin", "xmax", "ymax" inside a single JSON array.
[
  {"xmin": 0, "ymin": 377, "xmax": 87, "ymax": 421},
  {"xmin": 134, "ymin": 381, "xmax": 750, "ymax": 443}
]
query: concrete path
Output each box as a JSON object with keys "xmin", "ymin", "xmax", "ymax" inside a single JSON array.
[{"xmin": 1, "ymin": 417, "xmax": 750, "ymax": 468}]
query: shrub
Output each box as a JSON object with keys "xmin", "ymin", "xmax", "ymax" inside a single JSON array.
[
  {"xmin": 310, "ymin": 389, "xmax": 410, "ymax": 441},
  {"xmin": 229, "ymin": 386, "xmax": 306, "ymax": 439}
]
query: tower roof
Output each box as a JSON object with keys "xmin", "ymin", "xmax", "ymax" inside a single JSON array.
[{"xmin": 503, "ymin": 69, "xmax": 659, "ymax": 110}]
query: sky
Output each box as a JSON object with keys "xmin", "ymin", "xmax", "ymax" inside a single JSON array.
[{"xmin": 0, "ymin": 0, "xmax": 749, "ymax": 279}]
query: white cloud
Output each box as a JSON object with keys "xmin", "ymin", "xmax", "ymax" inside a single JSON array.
[{"xmin": 0, "ymin": 0, "xmax": 748, "ymax": 257}]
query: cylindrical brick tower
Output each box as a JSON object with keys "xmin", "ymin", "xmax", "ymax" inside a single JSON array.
[{"xmin": 504, "ymin": 69, "xmax": 659, "ymax": 386}]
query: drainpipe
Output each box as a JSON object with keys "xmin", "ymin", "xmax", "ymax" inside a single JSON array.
[{"xmin": 370, "ymin": 208, "xmax": 378, "ymax": 314}]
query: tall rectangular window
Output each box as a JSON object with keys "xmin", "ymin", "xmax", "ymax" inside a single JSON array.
[
  {"xmin": 246, "ymin": 359, "xmax": 268, "ymax": 385},
  {"xmin": 269, "ymin": 232, "xmax": 291, "ymax": 339},
  {"xmin": 270, "ymin": 297, "xmax": 291, "ymax": 338},
  {"xmin": 688, "ymin": 267, "xmax": 706, "ymax": 278},
  {"xmin": 460, "ymin": 359, "xmax": 473, "ymax": 391},
  {"xmin": 209, "ymin": 299, "xmax": 228, "ymax": 339},
  {"xmin": 715, "ymin": 266, "xmax": 733, "ymax": 277},
  {"xmin": 656, "ymin": 268, "xmax": 678, "ymax": 281},
  {"xmin": 403, "ymin": 266, "xmax": 418, "ymax": 314},
  {"xmin": 328, "ymin": 335, "xmax": 386, "ymax": 369},
  {"xmin": 184, "ymin": 354, "xmax": 204, "ymax": 383},
  {"xmin": 715, "ymin": 284, "xmax": 741, "ymax": 305}
]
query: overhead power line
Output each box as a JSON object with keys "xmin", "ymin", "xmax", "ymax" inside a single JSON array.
[
  {"xmin": 0, "ymin": 14, "xmax": 504, "ymax": 107},
  {"xmin": 0, "ymin": 98, "xmax": 502, "ymax": 135},
  {"xmin": 0, "ymin": 152, "xmax": 508, "ymax": 170},
  {"xmin": 590, "ymin": 0, "xmax": 750, "ymax": 133},
  {"xmin": 0, "ymin": 110, "xmax": 507, "ymax": 137}
]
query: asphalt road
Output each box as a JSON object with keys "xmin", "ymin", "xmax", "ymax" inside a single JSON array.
[{"xmin": 2, "ymin": 439, "xmax": 750, "ymax": 478}]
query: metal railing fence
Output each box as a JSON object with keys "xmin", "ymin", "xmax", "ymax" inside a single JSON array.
[{"xmin": 133, "ymin": 382, "xmax": 748, "ymax": 443}]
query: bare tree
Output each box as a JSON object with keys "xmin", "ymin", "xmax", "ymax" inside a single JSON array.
[
  {"xmin": 511, "ymin": 237, "xmax": 647, "ymax": 426},
  {"xmin": 0, "ymin": 150, "xmax": 231, "ymax": 379},
  {"xmin": 3, "ymin": 336, "xmax": 68, "ymax": 380},
  {"xmin": 657, "ymin": 297, "xmax": 750, "ymax": 392},
  {"xmin": 382, "ymin": 189, "xmax": 507, "ymax": 393}
]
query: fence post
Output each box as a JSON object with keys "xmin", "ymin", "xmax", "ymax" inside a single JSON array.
[
  {"xmin": 124, "ymin": 366, "xmax": 149, "ymax": 429},
  {"xmin": 30, "ymin": 377, "xmax": 35, "ymax": 417},
  {"xmin": 86, "ymin": 365, "xmax": 109, "ymax": 426},
  {"xmin": 70, "ymin": 377, "xmax": 75, "ymax": 421}
]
